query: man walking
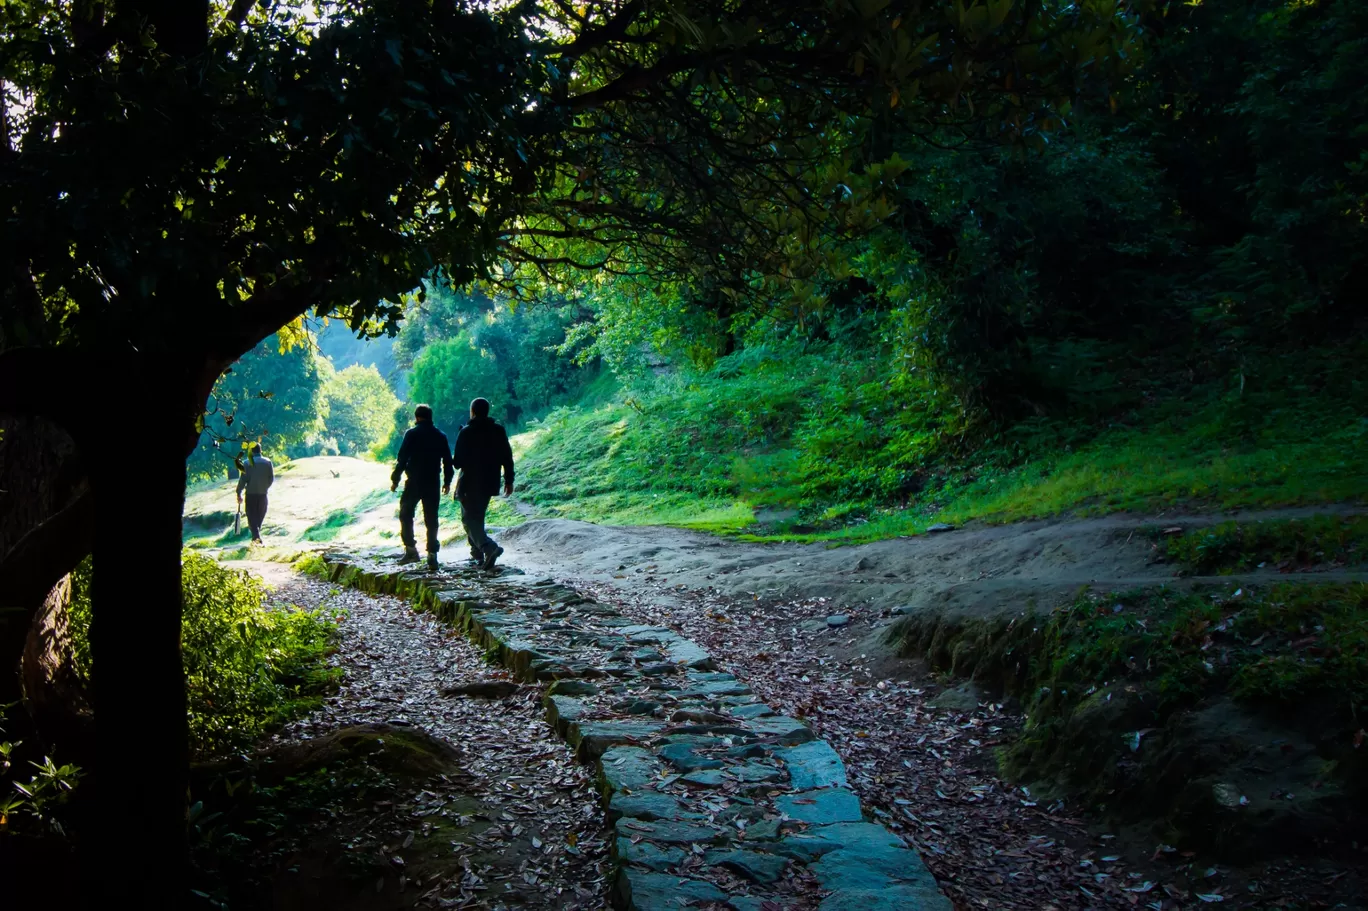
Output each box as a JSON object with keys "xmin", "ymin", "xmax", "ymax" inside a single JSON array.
[
  {"xmin": 453, "ymin": 397, "xmax": 514, "ymax": 570},
  {"xmin": 391, "ymin": 404, "xmax": 454, "ymax": 571},
  {"xmin": 236, "ymin": 443, "xmax": 274, "ymax": 545}
]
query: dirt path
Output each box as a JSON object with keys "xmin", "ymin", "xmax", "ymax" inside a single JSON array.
[
  {"xmin": 499, "ymin": 506, "xmax": 1368, "ymax": 623},
  {"xmin": 489, "ymin": 510, "xmax": 1368, "ymax": 909},
  {"xmin": 238, "ymin": 565, "xmax": 611, "ymax": 908}
]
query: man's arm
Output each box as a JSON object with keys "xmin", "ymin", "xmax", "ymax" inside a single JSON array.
[
  {"xmin": 264, "ymin": 459, "xmax": 275, "ymax": 490},
  {"xmin": 391, "ymin": 431, "xmax": 411, "ymax": 491},
  {"xmin": 236, "ymin": 464, "xmax": 248, "ymax": 498},
  {"xmin": 441, "ymin": 431, "xmax": 454, "ymax": 493},
  {"xmin": 501, "ymin": 429, "xmax": 515, "ymax": 496}
]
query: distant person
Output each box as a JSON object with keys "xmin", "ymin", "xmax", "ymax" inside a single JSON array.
[
  {"xmin": 236, "ymin": 443, "xmax": 274, "ymax": 545},
  {"xmin": 391, "ymin": 403, "xmax": 454, "ymax": 571},
  {"xmin": 453, "ymin": 397, "xmax": 514, "ymax": 570}
]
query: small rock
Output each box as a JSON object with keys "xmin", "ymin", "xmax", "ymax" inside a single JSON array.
[
  {"xmin": 927, "ymin": 683, "xmax": 982, "ymax": 713},
  {"xmin": 440, "ymin": 680, "xmax": 521, "ymax": 699},
  {"xmin": 681, "ymin": 769, "xmax": 726, "ymax": 787},
  {"xmin": 826, "ymin": 614, "xmax": 851, "ymax": 628},
  {"xmin": 613, "ymin": 698, "xmax": 664, "ymax": 716},
  {"xmin": 926, "ymin": 522, "xmax": 956, "ymax": 533},
  {"xmin": 890, "ymin": 605, "xmax": 914, "ymax": 616},
  {"xmin": 547, "ymin": 679, "xmax": 600, "ymax": 697}
]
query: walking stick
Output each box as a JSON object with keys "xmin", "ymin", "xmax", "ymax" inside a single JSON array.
[{"xmin": 234, "ymin": 500, "xmax": 241, "ymax": 536}]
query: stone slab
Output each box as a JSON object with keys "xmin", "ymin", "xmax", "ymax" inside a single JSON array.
[
  {"xmin": 776, "ymin": 741, "xmax": 849, "ymax": 790},
  {"xmin": 705, "ymin": 848, "xmax": 789, "ymax": 885},
  {"xmin": 614, "ymin": 870, "xmax": 727, "ymax": 911},
  {"xmin": 600, "ymin": 746, "xmax": 663, "ymax": 794},
  {"xmin": 775, "ymin": 788, "xmax": 863, "ymax": 825},
  {"xmin": 614, "ymin": 818, "xmax": 728, "ymax": 847},
  {"xmin": 614, "ymin": 837, "xmax": 685, "ymax": 873}
]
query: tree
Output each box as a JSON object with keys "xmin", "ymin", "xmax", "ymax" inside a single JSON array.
[
  {"xmin": 188, "ymin": 337, "xmax": 326, "ymax": 479},
  {"xmin": 409, "ymin": 334, "xmax": 509, "ymax": 430},
  {"xmin": 317, "ymin": 360, "xmax": 402, "ymax": 456},
  {"xmin": 0, "ymin": 0, "xmax": 1139, "ymax": 900}
]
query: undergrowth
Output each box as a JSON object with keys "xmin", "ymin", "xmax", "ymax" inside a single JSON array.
[
  {"xmin": 1023, "ymin": 582, "xmax": 1368, "ymax": 725},
  {"xmin": 1155, "ymin": 516, "xmax": 1368, "ymax": 575},
  {"xmin": 68, "ymin": 553, "xmax": 340, "ymax": 754},
  {"xmin": 517, "ymin": 342, "xmax": 1368, "ymax": 541}
]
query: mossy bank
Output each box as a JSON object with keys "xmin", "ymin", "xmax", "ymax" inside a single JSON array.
[{"xmin": 891, "ymin": 575, "xmax": 1368, "ymax": 863}]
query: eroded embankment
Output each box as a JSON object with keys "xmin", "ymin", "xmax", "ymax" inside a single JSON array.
[{"xmin": 890, "ymin": 578, "xmax": 1367, "ymax": 864}]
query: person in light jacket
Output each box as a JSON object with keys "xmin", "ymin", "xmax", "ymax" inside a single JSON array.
[{"xmin": 236, "ymin": 443, "xmax": 274, "ymax": 545}]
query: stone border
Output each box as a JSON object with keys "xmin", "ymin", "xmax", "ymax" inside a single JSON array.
[{"xmin": 319, "ymin": 552, "xmax": 952, "ymax": 911}]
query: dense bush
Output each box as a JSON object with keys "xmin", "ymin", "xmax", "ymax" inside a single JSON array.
[
  {"xmin": 68, "ymin": 554, "xmax": 338, "ymax": 754},
  {"xmin": 312, "ymin": 361, "xmax": 402, "ymax": 457}
]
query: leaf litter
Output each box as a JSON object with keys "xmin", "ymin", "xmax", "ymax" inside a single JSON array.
[{"xmin": 262, "ymin": 572, "xmax": 610, "ymax": 908}]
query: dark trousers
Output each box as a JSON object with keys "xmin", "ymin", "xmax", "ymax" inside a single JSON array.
[
  {"xmin": 244, "ymin": 493, "xmax": 268, "ymax": 541},
  {"xmin": 399, "ymin": 484, "xmax": 441, "ymax": 553},
  {"xmin": 460, "ymin": 493, "xmax": 494, "ymax": 557}
]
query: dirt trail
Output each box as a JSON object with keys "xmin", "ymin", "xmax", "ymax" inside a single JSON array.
[{"xmin": 499, "ymin": 506, "xmax": 1368, "ymax": 624}]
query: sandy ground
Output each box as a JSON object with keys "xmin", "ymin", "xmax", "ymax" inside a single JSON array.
[{"xmin": 501, "ymin": 506, "xmax": 1368, "ymax": 628}]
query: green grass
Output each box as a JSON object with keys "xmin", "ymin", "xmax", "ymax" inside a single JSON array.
[
  {"xmin": 1155, "ymin": 516, "xmax": 1368, "ymax": 575},
  {"xmin": 1026, "ymin": 582, "xmax": 1368, "ymax": 720},
  {"xmin": 516, "ymin": 343, "xmax": 1368, "ymax": 542},
  {"xmin": 300, "ymin": 489, "xmax": 392, "ymax": 541}
]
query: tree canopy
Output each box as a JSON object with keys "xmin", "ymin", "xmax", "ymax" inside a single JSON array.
[{"xmin": 0, "ymin": 0, "xmax": 1145, "ymax": 901}]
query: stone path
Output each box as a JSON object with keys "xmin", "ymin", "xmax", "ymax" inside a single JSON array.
[
  {"xmin": 260, "ymin": 568, "xmax": 611, "ymax": 908},
  {"xmin": 318, "ymin": 550, "xmax": 953, "ymax": 911}
]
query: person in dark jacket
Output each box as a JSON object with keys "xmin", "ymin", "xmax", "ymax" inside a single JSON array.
[
  {"xmin": 453, "ymin": 397, "xmax": 514, "ymax": 570},
  {"xmin": 390, "ymin": 404, "xmax": 454, "ymax": 571}
]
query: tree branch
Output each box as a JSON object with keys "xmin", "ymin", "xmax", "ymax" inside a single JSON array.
[{"xmin": 0, "ymin": 487, "xmax": 94, "ymax": 609}]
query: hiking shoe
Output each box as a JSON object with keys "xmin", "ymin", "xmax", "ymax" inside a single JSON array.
[
  {"xmin": 482, "ymin": 544, "xmax": 504, "ymax": 570},
  {"xmin": 426, "ymin": 553, "xmax": 439, "ymax": 572},
  {"xmin": 398, "ymin": 547, "xmax": 421, "ymax": 564}
]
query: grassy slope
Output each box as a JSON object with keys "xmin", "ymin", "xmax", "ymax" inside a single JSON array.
[
  {"xmin": 183, "ymin": 455, "xmax": 524, "ymax": 559},
  {"xmin": 513, "ymin": 353, "xmax": 1368, "ymax": 543}
]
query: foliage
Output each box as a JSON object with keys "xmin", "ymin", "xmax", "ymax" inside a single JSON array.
[
  {"xmin": 315, "ymin": 319, "xmax": 403, "ymax": 395},
  {"xmin": 394, "ymin": 282, "xmax": 597, "ymax": 438},
  {"xmin": 407, "ymin": 333, "xmax": 508, "ymax": 434},
  {"xmin": 67, "ymin": 554, "xmax": 339, "ymax": 755},
  {"xmin": 517, "ymin": 337, "xmax": 1368, "ymax": 540},
  {"xmin": 315, "ymin": 361, "xmax": 402, "ymax": 458},
  {"xmin": 0, "ymin": 735, "xmax": 82, "ymax": 836},
  {"xmin": 189, "ymin": 339, "xmax": 326, "ymax": 481},
  {"xmin": 1018, "ymin": 580, "xmax": 1368, "ymax": 738},
  {"xmin": 1156, "ymin": 517, "xmax": 1368, "ymax": 577}
]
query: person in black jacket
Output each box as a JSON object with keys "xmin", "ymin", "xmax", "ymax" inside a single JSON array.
[
  {"xmin": 390, "ymin": 404, "xmax": 454, "ymax": 571},
  {"xmin": 453, "ymin": 397, "xmax": 515, "ymax": 570}
]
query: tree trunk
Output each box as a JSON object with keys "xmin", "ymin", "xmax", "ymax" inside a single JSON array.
[
  {"xmin": 22, "ymin": 573, "xmax": 94, "ymax": 759},
  {"xmin": 85, "ymin": 370, "xmax": 197, "ymax": 906},
  {"xmin": 0, "ymin": 416, "xmax": 88, "ymax": 706}
]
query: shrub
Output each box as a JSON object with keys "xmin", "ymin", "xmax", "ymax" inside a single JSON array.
[{"xmin": 68, "ymin": 553, "xmax": 338, "ymax": 755}]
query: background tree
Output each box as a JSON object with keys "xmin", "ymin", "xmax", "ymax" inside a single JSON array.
[
  {"xmin": 188, "ymin": 337, "xmax": 326, "ymax": 480},
  {"xmin": 408, "ymin": 333, "xmax": 509, "ymax": 430},
  {"xmin": 0, "ymin": 0, "xmax": 1140, "ymax": 899},
  {"xmin": 316, "ymin": 361, "xmax": 402, "ymax": 456}
]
